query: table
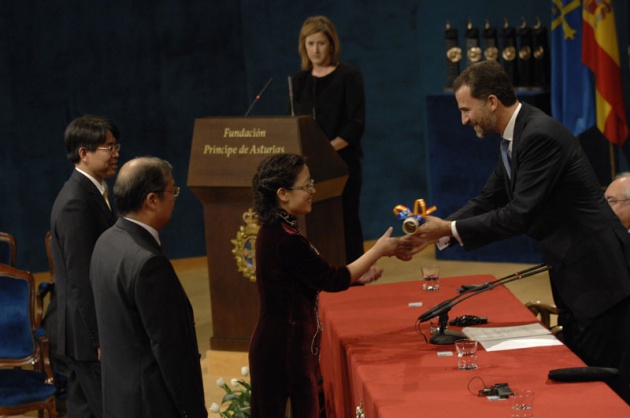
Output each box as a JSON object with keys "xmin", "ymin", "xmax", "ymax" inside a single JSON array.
[{"xmin": 319, "ymin": 275, "xmax": 630, "ymax": 417}]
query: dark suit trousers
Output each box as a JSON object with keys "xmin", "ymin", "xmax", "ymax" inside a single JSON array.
[
  {"xmin": 560, "ymin": 297, "xmax": 630, "ymax": 405},
  {"xmin": 341, "ymin": 157, "xmax": 364, "ymax": 264},
  {"xmin": 66, "ymin": 358, "xmax": 103, "ymax": 418}
]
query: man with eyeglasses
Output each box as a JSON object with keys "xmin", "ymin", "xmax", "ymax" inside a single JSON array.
[
  {"xmin": 50, "ymin": 115, "xmax": 121, "ymax": 417},
  {"xmin": 90, "ymin": 157, "xmax": 207, "ymax": 418},
  {"xmin": 605, "ymin": 172, "xmax": 630, "ymax": 231}
]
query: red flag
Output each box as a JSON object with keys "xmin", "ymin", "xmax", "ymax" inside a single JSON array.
[{"xmin": 582, "ymin": 0, "xmax": 628, "ymax": 146}]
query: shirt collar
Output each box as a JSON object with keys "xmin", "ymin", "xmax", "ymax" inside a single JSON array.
[
  {"xmin": 124, "ymin": 217, "xmax": 161, "ymax": 246},
  {"xmin": 75, "ymin": 167, "xmax": 106, "ymax": 194},
  {"xmin": 501, "ymin": 102, "xmax": 522, "ymax": 143}
]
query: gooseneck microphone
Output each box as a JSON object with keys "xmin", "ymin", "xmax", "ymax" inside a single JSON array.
[
  {"xmin": 418, "ymin": 264, "xmax": 551, "ymax": 345},
  {"xmin": 288, "ymin": 76, "xmax": 295, "ymax": 116},
  {"xmin": 244, "ymin": 78, "xmax": 273, "ymax": 117}
]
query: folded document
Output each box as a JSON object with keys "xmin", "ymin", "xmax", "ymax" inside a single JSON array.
[{"xmin": 462, "ymin": 323, "xmax": 563, "ymax": 352}]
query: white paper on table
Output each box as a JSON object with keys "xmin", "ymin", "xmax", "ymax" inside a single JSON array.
[{"xmin": 462, "ymin": 323, "xmax": 564, "ymax": 352}]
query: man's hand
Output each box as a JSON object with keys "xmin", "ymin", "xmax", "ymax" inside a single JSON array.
[
  {"xmin": 417, "ymin": 216, "xmax": 452, "ymax": 242},
  {"xmin": 395, "ymin": 216, "xmax": 452, "ymax": 260},
  {"xmin": 394, "ymin": 233, "xmax": 414, "ymax": 260},
  {"xmin": 396, "ymin": 233, "xmax": 433, "ymax": 259}
]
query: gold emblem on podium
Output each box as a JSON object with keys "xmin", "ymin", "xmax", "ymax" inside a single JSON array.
[
  {"xmin": 447, "ymin": 46, "xmax": 463, "ymax": 62},
  {"xmin": 231, "ymin": 208, "xmax": 259, "ymax": 283},
  {"xmin": 533, "ymin": 45, "xmax": 545, "ymax": 59}
]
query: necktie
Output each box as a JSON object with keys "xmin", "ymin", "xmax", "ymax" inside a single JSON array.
[
  {"xmin": 103, "ymin": 187, "xmax": 112, "ymax": 211},
  {"xmin": 500, "ymin": 139, "xmax": 511, "ymax": 179}
]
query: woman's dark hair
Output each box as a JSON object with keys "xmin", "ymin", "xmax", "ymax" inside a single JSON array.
[{"xmin": 252, "ymin": 153, "xmax": 305, "ymax": 225}]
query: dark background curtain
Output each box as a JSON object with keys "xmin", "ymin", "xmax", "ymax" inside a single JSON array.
[{"xmin": 1, "ymin": 0, "xmax": 628, "ymax": 272}]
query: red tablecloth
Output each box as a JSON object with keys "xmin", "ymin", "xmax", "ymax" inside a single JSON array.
[{"xmin": 319, "ymin": 275, "xmax": 630, "ymax": 418}]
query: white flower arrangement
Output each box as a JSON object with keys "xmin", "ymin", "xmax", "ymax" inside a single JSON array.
[{"xmin": 209, "ymin": 366, "xmax": 251, "ymax": 417}]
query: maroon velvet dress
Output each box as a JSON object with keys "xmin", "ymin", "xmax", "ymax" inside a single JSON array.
[{"xmin": 249, "ymin": 214, "xmax": 351, "ymax": 418}]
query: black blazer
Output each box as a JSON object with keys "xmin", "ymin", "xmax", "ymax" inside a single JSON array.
[
  {"xmin": 50, "ymin": 169, "xmax": 116, "ymax": 361},
  {"xmin": 450, "ymin": 103, "xmax": 630, "ymax": 320},
  {"xmin": 90, "ymin": 218, "xmax": 207, "ymax": 418}
]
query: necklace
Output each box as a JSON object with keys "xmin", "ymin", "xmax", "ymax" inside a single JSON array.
[
  {"xmin": 278, "ymin": 210, "xmax": 321, "ymax": 256},
  {"xmin": 278, "ymin": 211, "xmax": 300, "ymax": 233}
]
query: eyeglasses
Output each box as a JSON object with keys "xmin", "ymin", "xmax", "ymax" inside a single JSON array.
[
  {"xmin": 168, "ymin": 186, "xmax": 181, "ymax": 198},
  {"xmin": 606, "ymin": 197, "xmax": 630, "ymax": 205},
  {"xmin": 289, "ymin": 179, "xmax": 315, "ymax": 193},
  {"xmin": 96, "ymin": 144, "xmax": 121, "ymax": 153}
]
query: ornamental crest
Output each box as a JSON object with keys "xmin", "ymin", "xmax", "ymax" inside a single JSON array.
[{"xmin": 231, "ymin": 208, "xmax": 259, "ymax": 283}]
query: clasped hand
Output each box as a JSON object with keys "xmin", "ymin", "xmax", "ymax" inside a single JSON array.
[{"xmin": 396, "ymin": 215, "xmax": 452, "ymax": 260}]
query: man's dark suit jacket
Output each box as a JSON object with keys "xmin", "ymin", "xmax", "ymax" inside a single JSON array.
[
  {"xmin": 90, "ymin": 218, "xmax": 207, "ymax": 418},
  {"xmin": 449, "ymin": 102, "xmax": 630, "ymax": 321},
  {"xmin": 50, "ymin": 169, "xmax": 116, "ymax": 361}
]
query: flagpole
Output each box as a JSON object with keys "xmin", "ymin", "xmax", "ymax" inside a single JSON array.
[{"xmin": 610, "ymin": 141, "xmax": 616, "ymax": 181}]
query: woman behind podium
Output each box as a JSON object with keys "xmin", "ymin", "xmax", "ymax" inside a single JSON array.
[
  {"xmin": 249, "ymin": 153, "xmax": 403, "ymax": 418},
  {"xmin": 292, "ymin": 15, "xmax": 366, "ymax": 264}
]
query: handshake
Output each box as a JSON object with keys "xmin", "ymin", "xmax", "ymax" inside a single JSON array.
[{"xmin": 391, "ymin": 199, "xmax": 454, "ymax": 260}]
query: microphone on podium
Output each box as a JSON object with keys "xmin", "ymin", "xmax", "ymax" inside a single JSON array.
[
  {"xmin": 244, "ymin": 77, "xmax": 273, "ymax": 117},
  {"xmin": 288, "ymin": 75, "xmax": 295, "ymax": 116},
  {"xmin": 418, "ymin": 264, "xmax": 551, "ymax": 345}
]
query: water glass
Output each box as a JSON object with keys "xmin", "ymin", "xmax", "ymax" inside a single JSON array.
[
  {"xmin": 421, "ymin": 264, "xmax": 440, "ymax": 291},
  {"xmin": 455, "ymin": 339, "xmax": 478, "ymax": 370},
  {"xmin": 511, "ymin": 389, "xmax": 534, "ymax": 418}
]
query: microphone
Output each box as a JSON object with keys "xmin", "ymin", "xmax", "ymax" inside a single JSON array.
[
  {"xmin": 456, "ymin": 263, "xmax": 550, "ymax": 294},
  {"xmin": 548, "ymin": 367, "xmax": 619, "ymax": 382},
  {"xmin": 288, "ymin": 76, "xmax": 295, "ymax": 116},
  {"xmin": 418, "ymin": 264, "xmax": 551, "ymax": 345},
  {"xmin": 244, "ymin": 78, "xmax": 273, "ymax": 117}
]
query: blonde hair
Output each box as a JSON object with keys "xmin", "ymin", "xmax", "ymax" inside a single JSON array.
[{"xmin": 298, "ymin": 15, "xmax": 341, "ymax": 71}]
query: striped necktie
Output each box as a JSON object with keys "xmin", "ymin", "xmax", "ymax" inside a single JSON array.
[{"xmin": 500, "ymin": 139, "xmax": 512, "ymax": 179}]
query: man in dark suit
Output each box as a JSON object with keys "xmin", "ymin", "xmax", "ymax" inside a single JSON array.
[
  {"xmin": 90, "ymin": 157, "xmax": 207, "ymax": 418},
  {"xmin": 50, "ymin": 115, "xmax": 120, "ymax": 417},
  {"xmin": 408, "ymin": 61, "xmax": 630, "ymax": 403}
]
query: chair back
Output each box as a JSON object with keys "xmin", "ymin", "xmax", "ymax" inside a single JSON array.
[
  {"xmin": 45, "ymin": 231, "xmax": 55, "ymax": 282},
  {"xmin": 0, "ymin": 264, "xmax": 36, "ymax": 366},
  {"xmin": 525, "ymin": 300, "xmax": 563, "ymax": 341},
  {"xmin": 0, "ymin": 232, "xmax": 17, "ymax": 267}
]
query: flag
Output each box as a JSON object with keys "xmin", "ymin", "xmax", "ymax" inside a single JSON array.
[
  {"xmin": 551, "ymin": 0, "xmax": 595, "ymax": 136},
  {"xmin": 582, "ymin": 0, "xmax": 628, "ymax": 146}
]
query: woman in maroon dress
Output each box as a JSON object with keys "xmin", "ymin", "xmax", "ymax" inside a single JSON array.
[{"xmin": 249, "ymin": 153, "xmax": 403, "ymax": 417}]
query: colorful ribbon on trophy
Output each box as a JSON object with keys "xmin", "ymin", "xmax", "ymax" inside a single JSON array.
[{"xmin": 393, "ymin": 199, "xmax": 437, "ymax": 234}]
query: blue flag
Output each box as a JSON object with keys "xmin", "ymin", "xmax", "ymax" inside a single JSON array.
[{"xmin": 551, "ymin": 0, "xmax": 595, "ymax": 135}]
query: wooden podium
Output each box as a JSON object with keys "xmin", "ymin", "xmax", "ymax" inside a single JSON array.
[{"xmin": 187, "ymin": 116, "xmax": 348, "ymax": 351}]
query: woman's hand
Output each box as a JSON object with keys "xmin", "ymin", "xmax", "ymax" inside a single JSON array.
[
  {"xmin": 372, "ymin": 226, "xmax": 399, "ymax": 257},
  {"xmin": 356, "ymin": 265, "xmax": 383, "ymax": 284}
]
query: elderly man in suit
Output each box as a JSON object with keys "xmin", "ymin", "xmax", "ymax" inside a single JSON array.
[
  {"xmin": 605, "ymin": 172, "xmax": 630, "ymax": 231},
  {"xmin": 90, "ymin": 157, "xmax": 207, "ymax": 418},
  {"xmin": 406, "ymin": 61, "xmax": 630, "ymax": 403},
  {"xmin": 50, "ymin": 115, "xmax": 120, "ymax": 417}
]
